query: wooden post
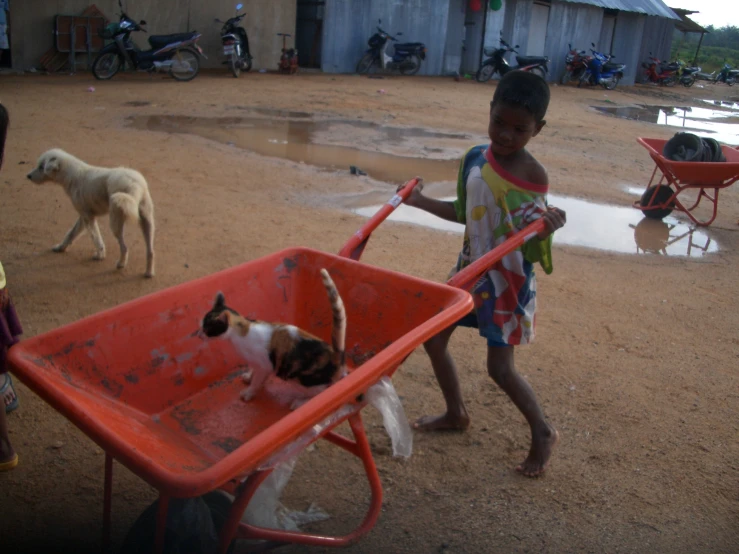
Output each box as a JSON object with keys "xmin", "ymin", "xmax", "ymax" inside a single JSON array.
[{"xmin": 693, "ymin": 31, "xmax": 705, "ymax": 66}]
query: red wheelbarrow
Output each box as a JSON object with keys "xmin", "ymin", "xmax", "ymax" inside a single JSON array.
[
  {"xmin": 8, "ymin": 178, "xmax": 544, "ymax": 553},
  {"xmin": 635, "ymin": 137, "xmax": 739, "ymax": 226}
]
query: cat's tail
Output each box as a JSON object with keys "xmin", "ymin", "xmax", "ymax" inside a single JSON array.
[{"xmin": 320, "ymin": 268, "xmax": 346, "ymax": 370}]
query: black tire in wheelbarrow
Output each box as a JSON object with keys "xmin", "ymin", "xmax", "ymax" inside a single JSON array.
[
  {"xmin": 639, "ymin": 185, "xmax": 675, "ymax": 220},
  {"xmin": 119, "ymin": 496, "xmax": 222, "ymax": 554}
]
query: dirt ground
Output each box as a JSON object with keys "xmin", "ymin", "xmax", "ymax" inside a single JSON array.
[{"xmin": 0, "ymin": 69, "xmax": 737, "ymax": 554}]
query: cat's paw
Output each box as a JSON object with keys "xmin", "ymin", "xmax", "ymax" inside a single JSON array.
[
  {"xmin": 240, "ymin": 389, "xmax": 256, "ymax": 403},
  {"xmin": 241, "ymin": 370, "xmax": 253, "ymax": 384}
]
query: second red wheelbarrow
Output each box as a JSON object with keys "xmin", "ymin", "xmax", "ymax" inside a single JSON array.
[
  {"xmin": 635, "ymin": 137, "xmax": 739, "ymax": 226},
  {"xmin": 8, "ymin": 178, "xmax": 545, "ymax": 554}
]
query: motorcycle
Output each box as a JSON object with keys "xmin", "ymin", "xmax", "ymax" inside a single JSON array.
[
  {"xmin": 560, "ymin": 43, "xmax": 591, "ymax": 85},
  {"xmin": 93, "ymin": 0, "xmax": 205, "ymax": 81},
  {"xmin": 277, "ymin": 33, "xmax": 298, "ymax": 74},
  {"xmin": 356, "ymin": 20, "xmax": 427, "ymax": 76},
  {"xmin": 215, "ymin": 2, "xmax": 252, "ymax": 78},
  {"xmin": 476, "ymin": 35, "xmax": 549, "ymax": 82},
  {"xmin": 641, "ymin": 53, "xmax": 679, "ymax": 86},
  {"xmin": 578, "ymin": 45, "xmax": 625, "ymax": 90},
  {"xmin": 714, "ymin": 63, "xmax": 738, "ymax": 86},
  {"xmin": 674, "ymin": 60, "xmax": 701, "ymax": 88}
]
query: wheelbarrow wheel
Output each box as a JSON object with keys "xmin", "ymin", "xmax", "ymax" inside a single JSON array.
[
  {"xmin": 119, "ymin": 496, "xmax": 220, "ymax": 554},
  {"xmin": 640, "ymin": 185, "xmax": 675, "ymax": 219}
]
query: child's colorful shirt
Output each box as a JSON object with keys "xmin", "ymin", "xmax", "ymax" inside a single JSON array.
[{"xmin": 452, "ymin": 144, "xmax": 553, "ymax": 345}]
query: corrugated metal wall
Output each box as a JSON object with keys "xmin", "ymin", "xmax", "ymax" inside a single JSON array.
[
  {"xmin": 610, "ymin": 11, "xmax": 647, "ymax": 85},
  {"xmin": 637, "ymin": 15, "xmax": 674, "ymax": 82},
  {"xmin": 11, "ymin": 0, "xmax": 296, "ymax": 71},
  {"xmin": 321, "ymin": 0, "xmax": 450, "ymax": 75},
  {"xmin": 443, "ymin": 0, "xmax": 467, "ymax": 75},
  {"xmin": 544, "ymin": 2, "xmax": 603, "ymax": 82}
]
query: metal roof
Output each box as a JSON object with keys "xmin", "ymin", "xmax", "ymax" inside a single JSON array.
[
  {"xmin": 557, "ymin": 0, "xmax": 680, "ymax": 20},
  {"xmin": 671, "ymin": 8, "xmax": 709, "ymax": 34}
]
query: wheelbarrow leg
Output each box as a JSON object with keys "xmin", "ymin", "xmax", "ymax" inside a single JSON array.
[
  {"xmin": 102, "ymin": 454, "xmax": 113, "ymax": 553},
  {"xmin": 153, "ymin": 494, "xmax": 171, "ymax": 554}
]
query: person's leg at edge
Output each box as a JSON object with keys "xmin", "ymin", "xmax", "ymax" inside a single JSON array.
[
  {"xmin": 413, "ymin": 324, "xmax": 470, "ymax": 431},
  {"xmin": 487, "ymin": 345, "xmax": 558, "ymax": 477},
  {"xmin": 0, "ymin": 403, "xmax": 16, "ymax": 466}
]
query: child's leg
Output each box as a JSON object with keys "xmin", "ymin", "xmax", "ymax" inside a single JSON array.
[
  {"xmin": 487, "ymin": 346, "xmax": 558, "ymax": 477},
  {"xmin": 413, "ymin": 325, "xmax": 470, "ymax": 431},
  {"xmin": 0, "ymin": 403, "xmax": 16, "ymax": 466}
]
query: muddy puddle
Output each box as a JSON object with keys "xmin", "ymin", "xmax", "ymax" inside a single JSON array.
[
  {"xmin": 353, "ymin": 193, "xmax": 718, "ymax": 258},
  {"xmin": 593, "ymin": 104, "xmax": 739, "ymax": 146},
  {"xmin": 127, "ymin": 112, "xmax": 476, "ymax": 184}
]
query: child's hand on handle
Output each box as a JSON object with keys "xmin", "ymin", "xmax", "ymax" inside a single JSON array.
[
  {"xmin": 537, "ymin": 206, "xmax": 566, "ymax": 239},
  {"xmin": 397, "ymin": 177, "xmax": 424, "ymax": 207}
]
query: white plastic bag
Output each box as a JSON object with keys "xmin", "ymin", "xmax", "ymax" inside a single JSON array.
[{"xmin": 366, "ymin": 376, "xmax": 413, "ymax": 459}]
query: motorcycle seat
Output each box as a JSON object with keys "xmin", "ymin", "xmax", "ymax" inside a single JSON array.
[
  {"xmin": 603, "ymin": 63, "xmax": 624, "ymax": 72},
  {"xmin": 148, "ymin": 32, "xmax": 198, "ymax": 49},
  {"xmin": 516, "ymin": 55, "xmax": 548, "ymax": 66},
  {"xmin": 395, "ymin": 42, "xmax": 426, "ymax": 50}
]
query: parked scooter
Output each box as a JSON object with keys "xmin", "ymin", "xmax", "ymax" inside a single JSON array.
[
  {"xmin": 476, "ymin": 35, "xmax": 548, "ymax": 82},
  {"xmin": 578, "ymin": 45, "xmax": 625, "ymax": 90},
  {"xmin": 674, "ymin": 60, "xmax": 701, "ymax": 87},
  {"xmin": 356, "ymin": 20, "xmax": 427, "ymax": 75},
  {"xmin": 560, "ymin": 43, "xmax": 591, "ymax": 84},
  {"xmin": 277, "ymin": 33, "xmax": 298, "ymax": 74},
  {"xmin": 215, "ymin": 2, "xmax": 252, "ymax": 78},
  {"xmin": 714, "ymin": 63, "xmax": 738, "ymax": 86},
  {"xmin": 92, "ymin": 0, "xmax": 205, "ymax": 81},
  {"xmin": 641, "ymin": 52, "xmax": 678, "ymax": 86}
]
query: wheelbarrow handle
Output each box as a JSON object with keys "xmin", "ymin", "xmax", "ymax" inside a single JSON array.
[
  {"xmin": 338, "ymin": 177, "xmax": 422, "ymax": 261},
  {"xmin": 446, "ymin": 218, "xmax": 546, "ymax": 291}
]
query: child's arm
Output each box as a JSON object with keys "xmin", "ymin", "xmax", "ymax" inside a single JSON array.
[{"xmin": 399, "ymin": 182, "xmax": 459, "ymax": 223}]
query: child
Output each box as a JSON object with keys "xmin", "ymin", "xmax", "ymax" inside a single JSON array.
[
  {"xmin": 0, "ymin": 102, "xmax": 21, "ymax": 471},
  {"xmin": 402, "ymin": 71, "xmax": 566, "ymax": 477}
]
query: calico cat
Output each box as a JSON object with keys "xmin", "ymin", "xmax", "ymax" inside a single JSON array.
[{"xmin": 201, "ymin": 268, "xmax": 347, "ymax": 409}]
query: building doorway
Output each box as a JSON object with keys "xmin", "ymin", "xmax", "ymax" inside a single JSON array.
[
  {"xmin": 295, "ymin": 0, "xmax": 324, "ymax": 68},
  {"xmin": 0, "ymin": 0, "xmax": 11, "ymax": 68}
]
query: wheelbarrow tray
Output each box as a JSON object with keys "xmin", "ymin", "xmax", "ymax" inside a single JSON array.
[
  {"xmin": 637, "ymin": 137, "xmax": 739, "ymax": 185},
  {"xmin": 8, "ymin": 247, "xmax": 472, "ymax": 498}
]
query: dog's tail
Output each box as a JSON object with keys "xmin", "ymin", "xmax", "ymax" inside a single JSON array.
[{"xmin": 110, "ymin": 193, "xmax": 140, "ymax": 222}]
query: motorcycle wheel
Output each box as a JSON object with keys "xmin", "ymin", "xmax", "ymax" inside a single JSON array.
[
  {"xmin": 92, "ymin": 52, "xmax": 123, "ymax": 80},
  {"xmin": 476, "ymin": 64, "xmax": 495, "ymax": 83},
  {"xmin": 529, "ymin": 66, "xmax": 546, "ymax": 80},
  {"xmin": 727, "ymin": 78, "xmax": 735, "ymax": 86},
  {"xmin": 242, "ymin": 56, "xmax": 253, "ymax": 73},
  {"xmin": 682, "ymin": 76, "xmax": 695, "ymax": 87},
  {"xmin": 399, "ymin": 54, "xmax": 422, "ymax": 76},
  {"xmin": 560, "ymin": 70, "xmax": 572, "ymax": 85},
  {"xmin": 603, "ymin": 75, "xmax": 620, "ymax": 90},
  {"xmin": 662, "ymin": 76, "xmax": 676, "ymax": 87},
  {"xmin": 229, "ymin": 51, "xmax": 240, "ymax": 78},
  {"xmin": 356, "ymin": 53, "xmax": 376, "ymax": 75},
  {"xmin": 170, "ymin": 48, "xmax": 200, "ymax": 82},
  {"xmin": 577, "ymin": 72, "xmax": 590, "ymax": 88}
]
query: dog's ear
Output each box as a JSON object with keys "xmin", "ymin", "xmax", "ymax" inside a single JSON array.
[{"xmin": 44, "ymin": 156, "xmax": 60, "ymax": 174}]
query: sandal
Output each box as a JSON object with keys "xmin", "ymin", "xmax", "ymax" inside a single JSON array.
[
  {"xmin": 0, "ymin": 453, "xmax": 18, "ymax": 472},
  {"xmin": 1, "ymin": 373, "xmax": 19, "ymax": 414}
]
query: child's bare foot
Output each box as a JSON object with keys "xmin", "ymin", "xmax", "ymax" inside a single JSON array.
[
  {"xmin": 413, "ymin": 411, "xmax": 470, "ymax": 432},
  {"xmin": 516, "ymin": 425, "xmax": 559, "ymax": 477}
]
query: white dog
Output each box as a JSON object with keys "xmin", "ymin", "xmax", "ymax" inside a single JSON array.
[{"xmin": 27, "ymin": 148, "xmax": 155, "ymax": 277}]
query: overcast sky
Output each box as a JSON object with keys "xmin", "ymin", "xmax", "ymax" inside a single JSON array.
[{"xmin": 666, "ymin": 0, "xmax": 739, "ymax": 29}]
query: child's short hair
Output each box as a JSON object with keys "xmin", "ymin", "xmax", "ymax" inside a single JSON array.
[{"xmin": 492, "ymin": 71, "xmax": 550, "ymax": 122}]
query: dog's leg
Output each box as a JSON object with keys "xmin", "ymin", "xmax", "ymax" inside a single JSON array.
[
  {"xmin": 52, "ymin": 218, "xmax": 85, "ymax": 253},
  {"xmin": 85, "ymin": 218, "xmax": 106, "ymax": 261},
  {"xmin": 109, "ymin": 208, "xmax": 128, "ymax": 270},
  {"xmin": 139, "ymin": 206, "xmax": 156, "ymax": 278}
]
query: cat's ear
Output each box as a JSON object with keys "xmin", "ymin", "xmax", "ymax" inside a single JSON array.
[{"xmin": 214, "ymin": 292, "xmax": 226, "ymax": 308}]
